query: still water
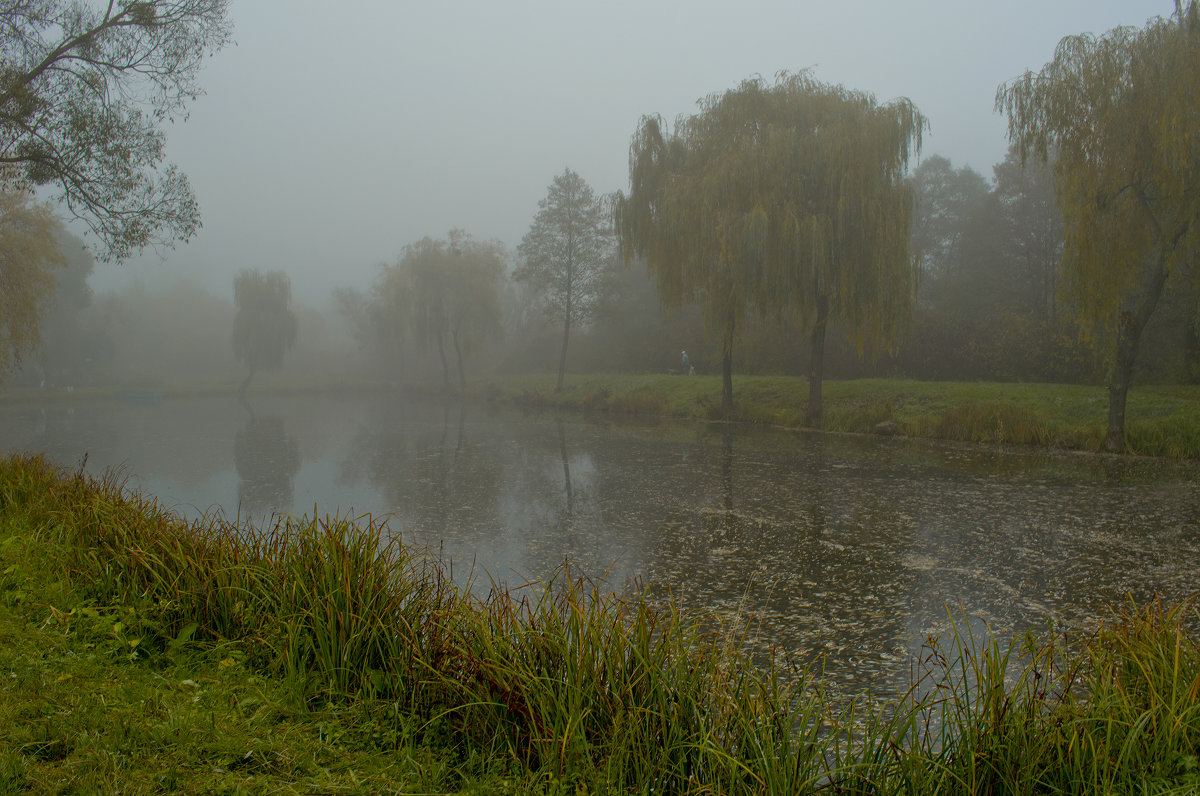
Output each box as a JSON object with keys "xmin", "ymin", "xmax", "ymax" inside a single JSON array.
[{"xmin": 3, "ymin": 391, "xmax": 1198, "ymax": 699}]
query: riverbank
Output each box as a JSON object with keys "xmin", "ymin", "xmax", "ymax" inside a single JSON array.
[
  {"xmin": 477, "ymin": 374, "xmax": 1200, "ymax": 458},
  {"xmin": 6, "ymin": 374, "xmax": 1198, "ymax": 458},
  {"xmin": 2, "ymin": 454, "xmax": 1197, "ymax": 793}
]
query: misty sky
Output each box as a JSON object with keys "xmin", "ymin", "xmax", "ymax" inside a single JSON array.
[{"xmin": 90, "ymin": 0, "xmax": 1172, "ymax": 305}]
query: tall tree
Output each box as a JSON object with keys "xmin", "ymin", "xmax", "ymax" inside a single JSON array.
[
  {"xmin": 901, "ymin": 149, "xmax": 1081, "ymax": 384},
  {"xmin": 516, "ymin": 168, "xmax": 614, "ymax": 391},
  {"xmin": 767, "ymin": 77, "xmax": 923, "ymax": 426},
  {"xmin": 232, "ymin": 269, "xmax": 298, "ymax": 394},
  {"xmin": 394, "ymin": 231, "xmax": 504, "ymax": 391},
  {"xmin": 617, "ymin": 72, "xmax": 923, "ymax": 421},
  {"xmin": 0, "ymin": 0, "xmax": 231, "ymax": 261},
  {"xmin": 992, "ymin": 145, "xmax": 1064, "ymax": 323},
  {"xmin": 332, "ymin": 262, "xmax": 411, "ymax": 378},
  {"xmin": 0, "ymin": 185, "xmax": 65, "ymax": 377},
  {"xmin": 910, "ymin": 156, "xmax": 990, "ymax": 286},
  {"xmin": 30, "ymin": 230, "xmax": 95, "ymax": 386},
  {"xmin": 616, "ymin": 103, "xmax": 754, "ymax": 416},
  {"xmin": 997, "ymin": 2, "xmax": 1200, "ymax": 451}
]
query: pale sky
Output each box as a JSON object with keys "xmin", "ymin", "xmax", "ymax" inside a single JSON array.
[{"xmin": 91, "ymin": 0, "xmax": 1173, "ymax": 304}]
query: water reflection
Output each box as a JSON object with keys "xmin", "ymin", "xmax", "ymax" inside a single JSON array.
[
  {"xmin": 0, "ymin": 393, "xmax": 1197, "ymax": 701},
  {"xmin": 234, "ymin": 396, "xmax": 300, "ymax": 516},
  {"xmin": 720, "ymin": 427, "xmax": 733, "ymax": 512},
  {"xmin": 559, "ymin": 419, "xmax": 574, "ymax": 524}
]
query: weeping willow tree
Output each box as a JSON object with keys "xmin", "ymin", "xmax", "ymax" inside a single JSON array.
[
  {"xmin": 616, "ymin": 72, "xmax": 923, "ymax": 421},
  {"xmin": 616, "ymin": 110, "xmax": 748, "ymax": 415},
  {"xmin": 232, "ymin": 269, "xmax": 298, "ymax": 395},
  {"xmin": 997, "ymin": 3, "xmax": 1200, "ymax": 453}
]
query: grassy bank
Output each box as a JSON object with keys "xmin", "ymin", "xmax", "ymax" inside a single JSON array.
[
  {"xmin": 478, "ymin": 374, "xmax": 1200, "ymax": 458},
  {"xmin": 1, "ymin": 455, "xmax": 1198, "ymax": 793},
  {"xmin": 9, "ymin": 374, "xmax": 1197, "ymax": 458}
]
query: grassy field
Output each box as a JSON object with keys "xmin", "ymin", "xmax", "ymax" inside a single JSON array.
[
  {"xmin": 476, "ymin": 374, "xmax": 1200, "ymax": 458},
  {"xmin": 2, "ymin": 454, "xmax": 1198, "ymax": 793}
]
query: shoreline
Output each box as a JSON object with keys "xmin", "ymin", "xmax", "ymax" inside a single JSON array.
[
  {"xmin": 1, "ymin": 453, "xmax": 1197, "ymax": 792},
  {"xmin": 4, "ymin": 373, "xmax": 1199, "ymax": 459}
]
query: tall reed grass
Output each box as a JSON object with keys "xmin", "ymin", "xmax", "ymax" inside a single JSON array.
[{"xmin": 3, "ymin": 453, "xmax": 1198, "ymax": 793}]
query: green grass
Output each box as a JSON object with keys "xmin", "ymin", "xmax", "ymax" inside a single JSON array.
[
  {"xmin": 2, "ymin": 454, "xmax": 1199, "ymax": 793},
  {"xmin": 13, "ymin": 372, "xmax": 1197, "ymax": 457},
  {"xmin": 480, "ymin": 374, "xmax": 1200, "ymax": 458}
]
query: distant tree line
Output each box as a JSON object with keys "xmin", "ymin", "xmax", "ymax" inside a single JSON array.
[
  {"xmin": 337, "ymin": 0, "xmax": 1200, "ymax": 456},
  {"xmin": 0, "ymin": 0, "xmax": 231, "ymax": 382},
  {"xmin": 6, "ymin": 3, "xmax": 1200, "ymax": 453}
]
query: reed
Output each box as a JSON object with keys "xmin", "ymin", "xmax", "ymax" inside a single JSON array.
[
  {"xmin": 879, "ymin": 600, "xmax": 1200, "ymax": 794},
  {"xmin": 3, "ymin": 452, "xmax": 1198, "ymax": 793}
]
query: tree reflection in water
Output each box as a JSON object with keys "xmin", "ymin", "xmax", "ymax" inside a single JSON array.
[
  {"xmin": 559, "ymin": 418, "xmax": 575, "ymax": 525},
  {"xmin": 234, "ymin": 396, "xmax": 300, "ymax": 516},
  {"xmin": 337, "ymin": 401, "xmax": 615, "ymax": 591}
]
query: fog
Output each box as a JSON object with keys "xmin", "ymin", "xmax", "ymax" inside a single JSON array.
[
  {"xmin": 20, "ymin": 0, "xmax": 1192, "ymax": 394},
  {"xmin": 88, "ymin": 0, "xmax": 1170, "ymax": 306}
]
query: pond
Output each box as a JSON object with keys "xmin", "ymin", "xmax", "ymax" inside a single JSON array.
[{"xmin": 3, "ymin": 391, "xmax": 1198, "ymax": 700}]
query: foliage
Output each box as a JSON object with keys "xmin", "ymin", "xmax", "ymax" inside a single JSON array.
[
  {"xmin": 384, "ymin": 230, "xmax": 505, "ymax": 391},
  {"xmin": 910, "ymin": 154, "xmax": 990, "ymax": 283},
  {"xmin": 333, "ymin": 279, "xmax": 412, "ymax": 380},
  {"xmin": 501, "ymin": 256, "xmax": 713, "ymax": 378},
  {"xmin": 897, "ymin": 308, "xmax": 1101, "ymax": 384},
  {"xmin": 232, "ymin": 269, "xmax": 298, "ymax": 393},
  {"xmin": 0, "ymin": 0, "xmax": 231, "ymax": 261},
  {"xmin": 79, "ymin": 278, "xmax": 238, "ymax": 390},
  {"xmin": 0, "ymin": 186, "xmax": 65, "ymax": 378},
  {"xmin": 617, "ymin": 72, "xmax": 924, "ymax": 421},
  {"xmin": 992, "ymin": 145, "xmax": 1065, "ymax": 322},
  {"xmin": 368, "ymin": 266, "xmax": 410, "ymax": 370},
  {"xmin": 516, "ymin": 168, "xmax": 616, "ymax": 391},
  {"xmin": 911, "ymin": 156, "xmax": 1010, "ymax": 323},
  {"xmin": 905, "ymin": 148, "xmax": 1087, "ymax": 386},
  {"xmin": 905, "ymin": 148, "xmax": 1070, "ymax": 379},
  {"xmin": 5, "ymin": 274, "xmax": 375, "ymax": 394},
  {"xmin": 509, "ymin": 149, "xmax": 1181, "ymax": 387},
  {"xmin": 2, "ymin": 453, "xmax": 1199, "ymax": 792},
  {"xmin": 997, "ymin": 2, "xmax": 1200, "ymax": 451},
  {"xmin": 22, "ymin": 230, "xmax": 94, "ymax": 387}
]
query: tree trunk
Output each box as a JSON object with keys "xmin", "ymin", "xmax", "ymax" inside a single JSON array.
[
  {"xmin": 721, "ymin": 310, "xmax": 735, "ymax": 417},
  {"xmin": 557, "ymin": 419, "xmax": 573, "ymax": 520},
  {"xmin": 453, "ymin": 327, "xmax": 466, "ymax": 393},
  {"xmin": 238, "ymin": 362, "xmax": 255, "ymax": 396},
  {"xmin": 556, "ymin": 314, "xmax": 571, "ymax": 393},
  {"xmin": 806, "ymin": 294, "xmax": 829, "ymax": 427},
  {"xmin": 557, "ymin": 261, "xmax": 573, "ymax": 393},
  {"xmin": 720, "ymin": 427, "xmax": 734, "ymax": 512},
  {"xmin": 237, "ymin": 389, "xmax": 255, "ymax": 423},
  {"xmin": 437, "ymin": 334, "xmax": 449, "ymax": 388},
  {"xmin": 1105, "ymin": 253, "xmax": 1169, "ymax": 453}
]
